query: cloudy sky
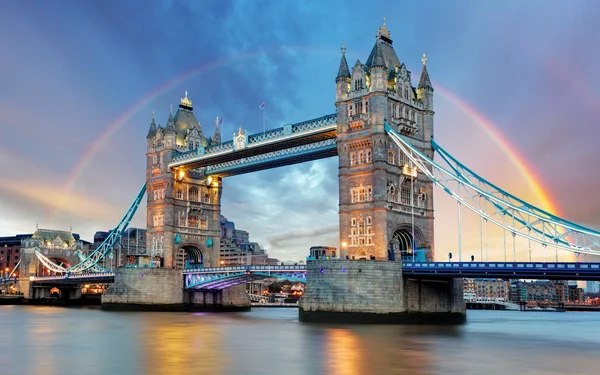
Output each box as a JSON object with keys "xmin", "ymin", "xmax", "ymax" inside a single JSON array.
[{"xmin": 1, "ymin": 1, "xmax": 599, "ymax": 262}]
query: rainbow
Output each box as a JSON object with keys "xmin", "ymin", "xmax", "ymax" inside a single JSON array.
[
  {"xmin": 51, "ymin": 48, "xmax": 560, "ymax": 220},
  {"xmin": 434, "ymin": 85, "xmax": 560, "ymax": 216},
  {"xmin": 48, "ymin": 46, "xmax": 335, "ymax": 220}
]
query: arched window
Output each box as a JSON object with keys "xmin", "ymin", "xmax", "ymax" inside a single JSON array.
[
  {"xmin": 366, "ymin": 149, "xmax": 372, "ymax": 163},
  {"xmin": 189, "ymin": 187, "xmax": 199, "ymax": 201}
]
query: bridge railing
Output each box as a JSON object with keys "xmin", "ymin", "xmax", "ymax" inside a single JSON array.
[
  {"xmin": 29, "ymin": 272, "xmax": 115, "ymax": 282},
  {"xmin": 170, "ymin": 114, "xmax": 337, "ymax": 166},
  {"xmin": 402, "ymin": 262, "xmax": 600, "ymax": 269},
  {"xmin": 183, "ymin": 265, "xmax": 306, "ymax": 274}
]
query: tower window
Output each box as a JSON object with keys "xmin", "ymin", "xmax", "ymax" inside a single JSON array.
[
  {"xmin": 349, "ymin": 152, "xmax": 356, "ymax": 166},
  {"xmin": 366, "ymin": 149, "xmax": 372, "ymax": 163},
  {"xmin": 189, "ymin": 187, "xmax": 199, "ymax": 201},
  {"xmin": 176, "ymin": 189, "xmax": 183, "ymax": 200},
  {"xmin": 388, "ymin": 150, "xmax": 395, "ymax": 165}
]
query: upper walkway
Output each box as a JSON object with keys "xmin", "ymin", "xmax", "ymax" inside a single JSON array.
[{"xmin": 168, "ymin": 114, "xmax": 337, "ymax": 175}]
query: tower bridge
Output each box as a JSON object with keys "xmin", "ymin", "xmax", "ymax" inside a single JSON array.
[{"xmin": 13, "ymin": 20, "xmax": 600, "ymax": 322}]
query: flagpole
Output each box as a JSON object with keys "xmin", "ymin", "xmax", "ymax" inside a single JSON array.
[{"xmin": 263, "ymin": 105, "xmax": 266, "ymax": 134}]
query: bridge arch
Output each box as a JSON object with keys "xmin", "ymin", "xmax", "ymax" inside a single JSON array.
[
  {"xmin": 390, "ymin": 225, "xmax": 426, "ymax": 260},
  {"xmin": 176, "ymin": 244, "xmax": 206, "ymax": 269}
]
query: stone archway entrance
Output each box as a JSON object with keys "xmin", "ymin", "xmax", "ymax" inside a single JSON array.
[
  {"xmin": 176, "ymin": 245, "xmax": 204, "ymax": 269},
  {"xmin": 390, "ymin": 225, "xmax": 427, "ymax": 261}
]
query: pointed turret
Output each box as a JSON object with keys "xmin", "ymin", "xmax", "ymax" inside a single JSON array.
[
  {"xmin": 371, "ymin": 42, "xmax": 386, "ymax": 69},
  {"xmin": 166, "ymin": 104, "xmax": 176, "ymax": 133},
  {"xmin": 418, "ymin": 53, "xmax": 433, "ymax": 90},
  {"xmin": 336, "ymin": 43, "xmax": 351, "ymax": 81},
  {"xmin": 212, "ymin": 117, "xmax": 222, "ymax": 145},
  {"xmin": 336, "ymin": 43, "xmax": 352, "ymax": 102},
  {"xmin": 147, "ymin": 111, "xmax": 157, "ymax": 138}
]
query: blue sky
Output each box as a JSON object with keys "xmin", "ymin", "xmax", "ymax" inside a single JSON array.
[{"xmin": 1, "ymin": 1, "xmax": 599, "ymax": 262}]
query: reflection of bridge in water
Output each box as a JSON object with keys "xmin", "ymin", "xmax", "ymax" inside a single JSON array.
[{"xmin": 9, "ymin": 20, "xmax": 600, "ymax": 322}]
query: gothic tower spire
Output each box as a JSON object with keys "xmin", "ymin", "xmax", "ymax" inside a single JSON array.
[
  {"xmin": 147, "ymin": 111, "xmax": 157, "ymax": 138},
  {"xmin": 336, "ymin": 43, "xmax": 351, "ymax": 81},
  {"xmin": 213, "ymin": 117, "xmax": 222, "ymax": 144},
  {"xmin": 418, "ymin": 53, "xmax": 433, "ymax": 90}
]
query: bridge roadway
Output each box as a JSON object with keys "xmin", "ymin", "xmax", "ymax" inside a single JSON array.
[{"xmin": 17, "ymin": 262, "xmax": 600, "ymax": 289}]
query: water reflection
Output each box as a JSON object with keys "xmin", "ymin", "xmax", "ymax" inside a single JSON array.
[
  {"xmin": 140, "ymin": 314, "xmax": 224, "ymax": 375},
  {"xmin": 1, "ymin": 307, "xmax": 600, "ymax": 375},
  {"xmin": 326, "ymin": 329, "xmax": 362, "ymax": 375}
]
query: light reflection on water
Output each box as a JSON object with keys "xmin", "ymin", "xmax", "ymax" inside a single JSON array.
[{"xmin": 1, "ymin": 306, "xmax": 599, "ymax": 375}]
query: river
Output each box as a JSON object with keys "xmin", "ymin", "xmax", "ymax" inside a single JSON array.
[{"xmin": 0, "ymin": 306, "xmax": 598, "ymax": 375}]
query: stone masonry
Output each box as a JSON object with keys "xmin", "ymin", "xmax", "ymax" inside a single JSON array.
[{"xmin": 300, "ymin": 260, "xmax": 466, "ymax": 324}]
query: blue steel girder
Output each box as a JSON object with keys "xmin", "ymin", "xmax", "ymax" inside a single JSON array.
[
  {"xmin": 402, "ymin": 262, "xmax": 600, "ymax": 280},
  {"xmin": 34, "ymin": 184, "xmax": 147, "ymax": 273},
  {"xmin": 168, "ymin": 114, "xmax": 337, "ymax": 171},
  {"xmin": 384, "ymin": 122, "xmax": 600, "ymax": 256},
  {"xmin": 184, "ymin": 266, "xmax": 307, "ymax": 290},
  {"xmin": 205, "ymin": 138, "xmax": 337, "ymax": 177}
]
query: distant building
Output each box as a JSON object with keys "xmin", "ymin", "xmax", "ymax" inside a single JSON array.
[
  {"xmin": 0, "ymin": 229, "xmax": 89, "ymax": 275},
  {"xmin": 568, "ymin": 285, "xmax": 585, "ymax": 303},
  {"xmin": 510, "ymin": 280, "xmax": 571, "ymax": 304},
  {"xmin": 586, "ymin": 281, "xmax": 600, "ymax": 294},
  {"xmin": 92, "ymin": 228, "xmax": 147, "ymax": 268},
  {"xmin": 219, "ymin": 215, "xmax": 271, "ymax": 266},
  {"xmin": 471, "ymin": 279, "xmax": 509, "ymax": 301},
  {"xmin": 309, "ymin": 246, "xmax": 337, "ymax": 259}
]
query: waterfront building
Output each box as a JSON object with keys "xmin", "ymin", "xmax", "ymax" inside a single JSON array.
[
  {"xmin": 568, "ymin": 285, "xmax": 585, "ymax": 303},
  {"xmin": 472, "ymin": 279, "xmax": 509, "ymax": 301}
]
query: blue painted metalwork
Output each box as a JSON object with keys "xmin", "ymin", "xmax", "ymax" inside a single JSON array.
[
  {"xmin": 169, "ymin": 114, "xmax": 337, "ymax": 168},
  {"xmin": 402, "ymin": 262, "xmax": 600, "ymax": 280},
  {"xmin": 34, "ymin": 184, "xmax": 147, "ymax": 273},
  {"xmin": 184, "ymin": 265, "xmax": 307, "ymax": 290},
  {"xmin": 29, "ymin": 272, "xmax": 115, "ymax": 284},
  {"xmin": 384, "ymin": 122, "xmax": 600, "ymax": 256},
  {"xmin": 205, "ymin": 138, "xmax": 337, "ymax": 176}
]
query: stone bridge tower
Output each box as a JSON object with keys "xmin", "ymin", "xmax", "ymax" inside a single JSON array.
[
  {"xmin": 335, "ymin": 21, "xmax": 435, "ymax": 261},
  {"xmin": 146, "ymin": 93, "xmax": 223, "ymax": 268}
]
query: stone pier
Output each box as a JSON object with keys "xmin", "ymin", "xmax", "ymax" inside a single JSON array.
[
  {"xmin": 299, "ymin": 260, "xmax": 465, "ymax": 324},
  {"xmin": 101, "ymin": 268, "xmax": 250, "ymax": 311}
]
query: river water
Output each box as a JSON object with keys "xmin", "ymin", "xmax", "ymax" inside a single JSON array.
[{"xmin": 1, "ymin": 306, "xmax": 599, "ymax": 375}]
